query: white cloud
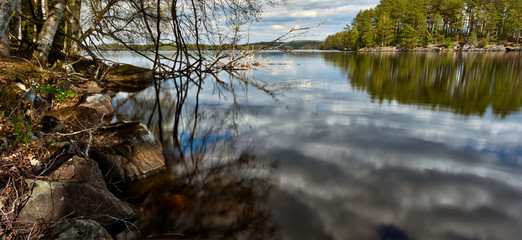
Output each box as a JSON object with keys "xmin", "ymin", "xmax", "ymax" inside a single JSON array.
[
  {"xmin": 271, "ymin": 25, "xmax": 286, "ymax": 30},
  {"xmin": 246, "ymin": 0, "xmax": 380, "ymax": 42},
  {"xmin": 290, "ymin": 10, "xmax": 318, "ymax": 18}
]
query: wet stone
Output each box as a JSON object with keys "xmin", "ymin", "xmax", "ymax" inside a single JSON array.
[
  {"xmin": 18, "ymin": 179, "xmax": 135, "ymax": 226},
  {"xmin": 89, "ymin": 122, "xmax": 166, "ymax": 183}
]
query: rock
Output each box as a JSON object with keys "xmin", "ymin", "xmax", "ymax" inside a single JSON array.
[
  {"xmin": 55, "ymin": 80, "xmax": 71, "ymax": 91},
  {"xmin": 78, "ymin": 93, "xmax": 114, "ymax": 119},
  {"xmin": 65, "ymin": 64, "xmax": 75, "ymax": 74},
  {"xmin": 427, "ymin": 45, "xmax": 442, "ymax": 52},
  {"xmin": 33, "ymin": 143, "xmax": 82, "ymax": 175},
  {"xmin": 486, "ymin": 44, "xmax": 506, "ymax": 51},
  {"xmin": 46, "ymin": 219, "xmax": 113, "ymax": 240},
  {"xmin": 24, "ymin": 88, "xmax": 50, "ymax": 109},
  {"xmin": 24, "ymin": 88, "xmax": 36, "ymax": 103},
  {"xmin": 104, "ymin": 64, "xmax": 155, "ymax": 92},
  {"xmin": 74, "ymin": 81, "xmax": 104, "ymax": 94},
  {"xmin": 18, "ymin": 179, "xmax": 135, "ymax": 226},
  {"xmin": 47, "ymin": 156, "xmax": 105, "ymax": 184},
  {"xmin": 90, "ymin": 122, "xmax": 166, "ymax": 182},
  {"xmin": 42, "ymin": 106, "xmax": 103, "ymax": 132}
]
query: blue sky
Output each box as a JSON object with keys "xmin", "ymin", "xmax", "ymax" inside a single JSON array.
[{"xmin": 247, "ymin": 0, "xmax": 379, "ymax": 42}]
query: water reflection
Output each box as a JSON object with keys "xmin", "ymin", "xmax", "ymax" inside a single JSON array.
[
  {"xmin": 322, "ymin": 52, "xmax": 522, "ymax": 117},
  {"xmin": 111, "ymin": 51, "xmax": 522, "ymax": 240}
]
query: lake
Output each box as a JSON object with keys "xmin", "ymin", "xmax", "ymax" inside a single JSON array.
[{"xmin": 106, "ymin": 51, "xmax": 522, "ymax": 240}]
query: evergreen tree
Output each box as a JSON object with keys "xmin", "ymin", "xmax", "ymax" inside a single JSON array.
[{"xmin": 322, "ymin": 0, "xmax": 521, "ymax": 49}]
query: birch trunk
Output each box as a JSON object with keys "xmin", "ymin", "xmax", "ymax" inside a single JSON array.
[
  {"xmin": 16, "ymin": 0, "xmax": 21, "ymax": 40},
  {"xmin": 0, "ymin": 0, "xmax": 17, "ymax": 57},
  {"xmin": 41, "ymin": 0, "xmax": 48, "ymax": 19},
  {"xmin": 70, "ymin": 0, "xmax": 81, "ymax": 54},
  {"xmin": 33, "ymin": 0, "xmax": 67, "ymax": 63}
]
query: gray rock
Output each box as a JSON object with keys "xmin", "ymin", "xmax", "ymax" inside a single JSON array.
[
  {"xmin": 79, "ymin": 93, "xmax": 114, "ymax": 118},
  {"xmin": 90, "ymin": 122, "xmax": 166, "ymax": 182},
  {"xmin": 18, "ymin": 180, "xmax": 135, "ymax": 226},
  {"xmin": 24, "ymin": 88, "xmax": 36, "ymax": 103},
  {"xmin": 47, "ymin": 219, "xmax": 113, "ymax": 240}
]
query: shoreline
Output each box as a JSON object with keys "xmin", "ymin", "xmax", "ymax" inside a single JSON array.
[{"xmin": 333, "ymin": 43, "xmax": 522, "ymax": 53}]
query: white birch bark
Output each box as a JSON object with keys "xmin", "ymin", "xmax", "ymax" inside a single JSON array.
[
  {"xmin": 33, "ymin": 0, "xmax": 67, "ymax": 63},
  {"xmin": 0, "ymin": 0, "xmax": 17, "ymax": 56}
]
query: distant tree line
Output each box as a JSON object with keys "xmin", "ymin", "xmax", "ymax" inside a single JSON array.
[{"xmin": 321, "ymin": 0, "xmax": 522, "ymax": 50}]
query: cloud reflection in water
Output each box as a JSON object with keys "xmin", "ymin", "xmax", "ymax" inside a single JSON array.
[{"xmin": 111, "ymin": 51, "xmax": 522, "ymax": 240}]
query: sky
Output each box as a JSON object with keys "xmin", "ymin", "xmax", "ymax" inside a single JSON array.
[{"xmin": 247, "ymin": 0, "xmax": 380, "ymax": 42}]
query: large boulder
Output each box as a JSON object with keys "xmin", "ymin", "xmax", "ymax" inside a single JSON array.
[
  {"xmin": 41, "ymin": 106, "xmax": 102, "ymax": 132},
  {"xmin": 89, "ymin": 122, "xmax": 166, "ymax": 183},
  {"xmin": 18, "ymin": 179, "xmax": 135, "ymax": 226},
  {"xmin": 20, "ymin": 154, "xmax": 135, "ymax": 226}
]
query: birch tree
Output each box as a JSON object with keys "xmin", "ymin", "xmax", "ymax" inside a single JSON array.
[
  {"xmin": 33, "ymin": 0, "xmax": 67, "ymax": 63},
  {"xmin": 0, "ymin": 0, "xmax": 17, "ymax": 57}
]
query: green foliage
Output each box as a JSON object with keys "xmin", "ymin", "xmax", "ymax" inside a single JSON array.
[
  {"xmin": 11, "ymin": 115, "xmax": 33, "ymax": 145},
  {"xmin": 400, "ymin": 25, "xmax": 420, "ymax": 48},
  {"xmin": 321, "ymin": 0, "xmax": 522, "ymax": 50},
  {"xmin": 36, "ymin": 85, "xmax": 77, "ymax": 103}
]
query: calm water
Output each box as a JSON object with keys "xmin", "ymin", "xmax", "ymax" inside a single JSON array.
[{"xmin": 108, "ymin": 51, "xmax": 522, "ymax": 240}]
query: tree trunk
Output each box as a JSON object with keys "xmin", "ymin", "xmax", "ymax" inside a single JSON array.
[
  {"xmin": 64, "ymin": 0, "xmax": 80, "ymax": 55},
  {"xmin": 16, "ymin": 0, "xmax": 21, "ymax": 40},
  {"xmin": 0, "ymin": 34, "xmax": 9, "ymax": 57},
  {"xmin": 0, "ymin": 0, "xmax": 17, "ymax": 57},
  {"xmin": 33, "ymin": 0, "xmax": 67, "ymax": 63},
  {"xmin": 41, "ymin": 0, "xmax": 48, "ymax": 19}
]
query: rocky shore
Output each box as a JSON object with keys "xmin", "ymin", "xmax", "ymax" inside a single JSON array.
[
  {"xmin": 0, "ymin": 59, "xmax": 163, "ymax": 239},
  {"xmin": 356, "ymin": 43, "xmax": 522, "ymax": 52}
]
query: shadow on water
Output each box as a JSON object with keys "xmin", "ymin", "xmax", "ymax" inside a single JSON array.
[
  {"xmin": 321, "ymin": 52, "xmax": 522, "ymax": 118},
  {"xmin": 112, "ymin": 73, "xmax": 283, "ymax": 239}
]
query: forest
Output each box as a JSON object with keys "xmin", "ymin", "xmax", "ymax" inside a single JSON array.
[{"xmin": 321, "ymin": 0, "xmax": 522, "ymax": 50}]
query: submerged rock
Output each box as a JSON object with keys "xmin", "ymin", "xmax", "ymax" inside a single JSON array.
[
  {"xmin": 90, "ymin": 122, "xmax": 166, "ymax": 183},
  {"xmin": 104, "ymin": 64, "xmax": 155, "ymax": 92},
  {"xmin": 18, "ymin": 179, "xmax": 135, "ymax": 226},
  {"xmin": 46, "ymin": 219, "xmax": 113, "ymax": 240}
]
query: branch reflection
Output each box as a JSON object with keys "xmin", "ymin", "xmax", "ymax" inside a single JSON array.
[{"xmin": 113, "ymin": 72, "xmax": 282, "ymax": 239}]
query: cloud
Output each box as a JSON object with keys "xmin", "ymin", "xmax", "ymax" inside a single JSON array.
[
  {"xmin": 290, "ymin": 10, "xmax": 318, "ymax": 18},
  {"xmin": 245, "ymin": 0, "xmax": 380, "ymax": 42},
  {"xmin": 271, "ymin": 25, "xmax": 286, "ymax": 30}
]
